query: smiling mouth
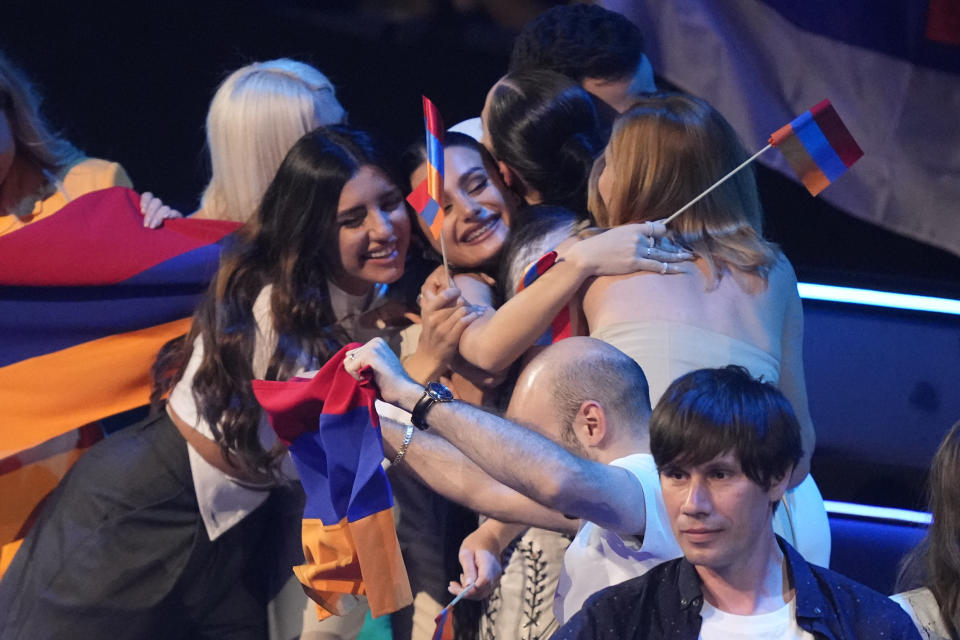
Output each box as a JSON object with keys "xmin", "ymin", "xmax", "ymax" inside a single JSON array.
[
  {"xmin": 460, "ymin": 215, "xmax": 501, "ymax": 244},
  {"xmin": 364, "ymin": 245, "xmax": 398, "ymax": 261}
]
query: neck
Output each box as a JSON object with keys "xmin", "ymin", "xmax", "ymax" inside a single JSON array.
[
  {"xmin": 594, "ymin": 426, "xmax": 650, "ymax": 464},
  {"xmin": 0, "ymin": 155, "xmax": 47, "ymax": 216},
  {"xmin": 696, "ymin": 529, "xmax": 792, "ymax": 615}
]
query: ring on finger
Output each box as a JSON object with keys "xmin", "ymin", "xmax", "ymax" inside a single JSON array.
[
  {"xmin": 660, "ymin": 262, "xmax": 668, "ymax": 275},
  {"xmin": 348, "ymin": 351, "xmax": 357, "ymax": 360},
  {"xmin": 646, "ymin": 246, "xmax": 652, "ymax": 258}
]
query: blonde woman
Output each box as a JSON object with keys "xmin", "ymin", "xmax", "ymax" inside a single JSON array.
[
  {"xmin": 140, "ymin": 58, "xmax": 346, "ymax": 226},
  {"xmin": 0, "ymin": 51, "xmax": 132, "ymax": 236}
]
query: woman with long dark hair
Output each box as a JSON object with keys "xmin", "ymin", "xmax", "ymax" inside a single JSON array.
[
  {"xmin": 894, "ymin": 421, "xmax": 960, "ymax": 640},
  {"xmin": 0, "ymin": 125, "xmax": 417, "ymax": 639}
]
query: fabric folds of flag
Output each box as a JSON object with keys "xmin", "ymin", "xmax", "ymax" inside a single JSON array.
[
  {"xmin": 516, "ymin": 250, "xmax": 572, "ymax": 346},
  {"xmin": 407, "ymin": 96, "xmax": 446, "ymax": 239},
  {"xmin": 0, "ymin": 186, "xmax": 240, "ymax": 569},
  {"xmin": 769, "ymin": 100, "xmax": 864, "ymax": 196},
  {"xmin": 251, "ymin": 345, "xmax": 411, "ymax": 620}
]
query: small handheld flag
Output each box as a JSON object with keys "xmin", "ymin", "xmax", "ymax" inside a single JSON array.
[
  {"xmin": 664, "ymin": 99, "xmax": 862, "ymax": 224},
  {"xmin": 407, "ymin": 96, "xmax": 451, "ymax": 282},
  {"xmin": 769, "ymin": 99, "xmax": 863, "ymax": 196}
]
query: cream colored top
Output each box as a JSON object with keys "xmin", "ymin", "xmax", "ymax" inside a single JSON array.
[
  {"xmin": 591, "ymin": 320, "xmax": 780, "ymax": 406},
  {"xmin": 892, "ymin": 587, "xmax": 952, "ymax": 640}
]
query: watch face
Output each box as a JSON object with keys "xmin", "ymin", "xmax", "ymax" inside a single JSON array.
[{"xmin": 426, "ymin": 381, "xmax": 454, "ymax": 401}]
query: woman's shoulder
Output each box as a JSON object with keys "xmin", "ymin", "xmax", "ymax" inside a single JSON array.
[{"xmin": 62, "ymin": 157, "xmax": 133, "ymax": 191}]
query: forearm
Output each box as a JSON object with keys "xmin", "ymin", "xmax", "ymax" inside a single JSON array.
[
  {"xmin": 381, "ymin": 415, "xmax": 574, "ymax": 531},
  {"xmin": 402, "ymin": 350, "xmax": 447, "ymax": 385},
  {"xmin": 392, "ymin": 384, "xmax": 594, "ymax": 515},
  {"xmin": 458, "ymin": 258, "xmax": 590, "ymax": 372}
]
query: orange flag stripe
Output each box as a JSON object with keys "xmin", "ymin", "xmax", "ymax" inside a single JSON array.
[{"xmin": 0, "ymin": 317, "xmax": 191, "ymax": 456}]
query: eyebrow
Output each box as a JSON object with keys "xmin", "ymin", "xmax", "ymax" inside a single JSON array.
[
  {"xmin": 457, "ymin": 166, "xmax": 486, "ymax": 186},
  {"xmin": 337, "ymin": 206, "xmax": 366, "ymax": 219}
]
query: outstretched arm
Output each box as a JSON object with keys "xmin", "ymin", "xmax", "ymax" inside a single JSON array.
[
  {"xmin": 457, "ymin": 223, "xmax": 692, "ymax": 372},
  {"xmin": 356, "ymin": 339, "xmax": 648, "ymax": 536},
  {"xmin": 380, "ymin": 411, "xmax": 578, "ymax": 534}
]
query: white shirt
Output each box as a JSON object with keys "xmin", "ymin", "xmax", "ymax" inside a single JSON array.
[
  {"xmin": 699, "ymin": 597, "xmax": 815, "ymax": 639},
  {"xmin": 553, "ymin": 453, "xmax": 683, "ymax": 624}
]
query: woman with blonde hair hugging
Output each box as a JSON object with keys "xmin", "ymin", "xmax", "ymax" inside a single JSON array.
[
  {"xmin": 139, "ymin": 58, "xmax": 346, "ymax": 226},
  {"xmin": 457, "ymin": 93, "xmax": 830, "ymax": 566}
]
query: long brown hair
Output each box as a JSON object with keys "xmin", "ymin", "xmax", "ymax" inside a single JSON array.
[
  {"xmin": 154, "ymin": 126, "xmax": 393, "ymax": 477},
  {"xmin": 0, "ymin": 51, "xmax": 83, "ymax": 176},
  {"xmin": 590, "ymin": 93, "xmax": 777, "ymax": 282},
  {"xmin": 897, "ymin": 420, "xmax": 960, "ymax": 639}
]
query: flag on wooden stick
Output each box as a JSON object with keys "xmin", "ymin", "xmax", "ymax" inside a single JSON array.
[
  {"xmin": 665, "ymin": 99, "xmax": 863, "ymax": 224},
  {"xmin": 769, "ymin": 99, "xmax": 863, "ymax": 196}
]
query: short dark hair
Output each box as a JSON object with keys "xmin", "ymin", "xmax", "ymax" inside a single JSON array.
[
  {"xmin": 486, "ymin": 69, "xmax": 606, "ymax": 216},
  {"xmin": 551, "ymin": 341, "xmax": 652, "ymax": 445},
  {"xmin": 509, "ymin": 4, "xmax": 645, "ymax": 83},
  {"xmin": 650, "ymin": 366, "xmax": 802, "ymax": 491}
]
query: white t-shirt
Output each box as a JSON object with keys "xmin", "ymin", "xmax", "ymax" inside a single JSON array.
[
  {"xmin": 699, "ymin": 597, "xmax": 815, "ymax": 639},
  {"xmin": 553, "ymin": 453, "xmax": 683, "ymax": 624}
]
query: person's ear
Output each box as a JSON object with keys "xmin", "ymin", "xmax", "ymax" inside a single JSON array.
[
  {"xmin": 575, "ymin": 400, "xmax": 607, "ymax": 448},
  {"xmin": 497, "ymin": 161, "xmax": 521, "ymax": 192},
  {"xmin": 767, "ymin": 468, "xmax": 792, "ymax": 504}
]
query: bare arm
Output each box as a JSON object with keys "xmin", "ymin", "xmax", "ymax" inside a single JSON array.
[
  {"xmin": 458, "ymin": 223, "xmax": 692, "ymax": 372},
  {"xmin": 358, "ymin": 340, "xmax": 648, "ymax": 536},
  {"xmin": 778, "ymin": 264, "xmax": 815, "ymax": 488},
  {"xmin": 380, "ymin": 413, "xmax": 579, "ymax": 534}
]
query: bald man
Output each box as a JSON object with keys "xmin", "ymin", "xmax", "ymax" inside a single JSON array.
[{"xmin": 346, "ymin": 336, "xmax": 682, "ymax": 625}]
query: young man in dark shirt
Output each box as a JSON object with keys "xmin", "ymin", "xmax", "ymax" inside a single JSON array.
[{"xmin": 554, "ymin": 366, "xmax": 920, "ymax": 640}]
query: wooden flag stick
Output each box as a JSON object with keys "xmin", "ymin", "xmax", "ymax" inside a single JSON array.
[
  {"xmin": 439, "ymin": 230, "xmax": 452, "ymax": 287},
  {"xmin": 663, "ymin": 144, "xmax": 772, "ymax": 225},
  {"xmin": 443, "ymin": 582, "xmax": 476, "ymax": 612}
]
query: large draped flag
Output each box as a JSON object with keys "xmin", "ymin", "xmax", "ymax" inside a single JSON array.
[
  {"xmin": 0, "ymin": 187, "xmax": 239, "ymax": 573},
  {"xmin": 611, "ymin": 0, "xmax": 960, "ymax": 255},
  {"xmin": 251, "ymin": 345, "xmax": 411, "ymax": 620}
]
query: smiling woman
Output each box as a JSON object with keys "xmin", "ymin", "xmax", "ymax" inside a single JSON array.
[{"xmin": 0, "ymin": 125, "xmax": 417, "ymax": 638}]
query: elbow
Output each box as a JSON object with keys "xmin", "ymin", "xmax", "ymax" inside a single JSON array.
[
  {"xmin": 460, "ymin": 336, "xmax": 511, "ymax": 374},
  {"xmin": 534, "ymin": 469, "xmax": 587, "ymax": 515}
]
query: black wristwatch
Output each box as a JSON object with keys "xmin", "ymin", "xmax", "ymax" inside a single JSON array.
[{"xmin": 410, "ymin": 381, "xmax": 454, "ymax": 430}]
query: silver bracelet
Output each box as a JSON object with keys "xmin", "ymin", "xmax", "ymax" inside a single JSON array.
[{"xmin": 392, "ymin": 424, "xmax": 415, "ymax": 466}]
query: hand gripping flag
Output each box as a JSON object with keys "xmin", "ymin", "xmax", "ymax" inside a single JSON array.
[
  {"xmin": 0, "ymin": 186, "xmax": 239, "ymax": 576},
  {"xmin": 251, "ymin": 345, "xmax": 412, "ymax": 620},
  {"xmin": 516, "ymin": 250, "xmax": 572, "ymax": 346},
  {"xmin": 769, "ymin": 99, "xmax": 864, "ymax": 196},
  {"xmin": 407, "ymin": 96, "xmax": 446, "ymax": 241}
]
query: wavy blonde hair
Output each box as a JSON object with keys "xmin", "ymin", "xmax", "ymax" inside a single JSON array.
[
  {"xmin": 589, "ymin": 93, "xmax": 777, "ymax": 281},
  {"xmin": 0, "ymin": 51, "xmax": 83, "ymax": 175},
  {"xmin": 200, "ymin": 59, "xmax": 346, "ymax": 223}
]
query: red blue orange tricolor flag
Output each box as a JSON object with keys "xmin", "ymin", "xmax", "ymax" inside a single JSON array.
[
  {"xmin": 251, "ymin": 345, "xmax": 412, "ymax": 620},
  {"xmin": 769, "ymin": 99, "xmax": 864, "ymax": 196},
  {"xmin": 516, "ymin": 250, "xmax": 572, "ymax": 346},
  {"xmin": 407, "ymin": 96, "xmax": 446, "ymax": 240},
  {"xmin": 665, "ymin": 98, "xmax": 863, "ymax": 224},
  {"xmin": 0, "ymin": 186, "xmax": 239, "ymax": 575}
]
